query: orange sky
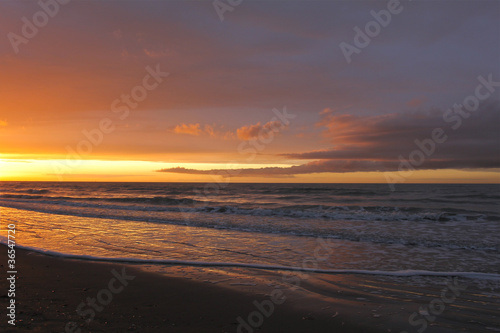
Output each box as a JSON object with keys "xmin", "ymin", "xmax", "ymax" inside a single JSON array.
[{"xmin": 0, "ymin": 1, "xmax": 499, "ymax": 183}]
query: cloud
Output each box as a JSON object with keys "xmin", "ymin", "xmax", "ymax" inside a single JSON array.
[
  {"xmin": 293, "ymin": 101, "xmax": 500, "ymax": 163},
  {"xmin": 157, "ymin": 159, "xmax": 500, "ymax": 178},
  {"xmin": 236, "ymin": 120, "xmax": 285, "ymax": 140},
  {"xmin": 0, "ymin": 1, "xmax": 498, "ymax": 165},
  {"xmin": 3, "ymin": 0, "xmax": 497, "ymax": 122},
  {"xmin": 160, "ymin": 101, "xmax": 500, "ymax": 176},
  {"xmin": 157, "ymin": 166, "xmax": 296, "ymax": 177},
  {"xmin": 173, "ymin": 123, "xmax": 202, "ymax": 136},
  {"xmin": 173, "ymin": 120, "xmax": 287, "ymax": 141},
  {"xmin": 172, "ymin": 123, "xmax": 235, "ymax": 139},
  {"xmin": 0, "ymin": 120, "xmax": 7, "ymax": 127},
  {"xmin": 156, "ymin": 160, "xmax": 406, "ymax": 177}
]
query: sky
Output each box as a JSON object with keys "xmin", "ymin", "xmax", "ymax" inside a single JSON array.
[{"xmin": 0, "ymin": 0, "xmax": 499, "ymax": 183}]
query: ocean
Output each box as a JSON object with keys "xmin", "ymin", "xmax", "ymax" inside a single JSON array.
[
  {"xmin": 1, "ymin": 182, "xmax": 499, "ymax": 275},
  {"xmin": 2, "ymin": 181, "xmax": 500, "ymax": 332}
]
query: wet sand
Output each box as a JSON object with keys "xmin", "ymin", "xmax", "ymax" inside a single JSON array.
[
  {"xmin": 1, "ymin": 245, "xmax": 498, "ymax": 332},
  {"xmin": 0, "ymin": 245, "xmax": 393, "ymax": 333}
]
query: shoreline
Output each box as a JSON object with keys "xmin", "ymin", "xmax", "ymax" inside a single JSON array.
[
  {"xmin": 0, "ymin": 245, "xmax": 397, "ymax": 333},
  {"xmin": 1, "ymin": 195, "xmax": 499, "ymax": 333},
  {"xmin": 7, "ymin": 243, "xmax": 500, "ymax": 280},
  {"xmin": 1, "ymin": 246, "xmax": 498, "ymax": 332}
]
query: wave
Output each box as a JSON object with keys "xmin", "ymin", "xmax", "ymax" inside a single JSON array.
[
  {"xmin": 2, "ymin": 241, "xmax": 499, "ymax": 281},
  {"xmin": 26, "ymin": 189, "xmax": 50, "ymax": 194},
  {"xmin": 0, "ymin": 195, "xmax": 493, "ymax": 223},
  {"xmin": 0, "ymin": 201, "xmax": 498, "ymax": 252},
  {"xmin": 185, "ymin": 205, "xmax": 492, "ymax": 223},
  {"xmin": 260, "ymin": 187, "xmax": 385, "ymax": 196},
  {"xmin": 0, "ymin": 193, "xmax": 204, "ymax": 205}
]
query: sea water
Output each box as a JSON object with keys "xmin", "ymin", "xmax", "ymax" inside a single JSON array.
[{"xmin": 1, "ymin": 182, "xmax": 499, "ymax": 277}]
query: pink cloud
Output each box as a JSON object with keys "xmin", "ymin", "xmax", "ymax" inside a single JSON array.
[
  {"xmin": 236, "ymin": 120, "xmax": 285, "ymax": 140},
  {"xmin": 173, "ymin": 123, "xmax": 202, "ymax": 136},
  {"xmin": 173, "ymin": 123, "xmax": 235, "ymax": 139}
]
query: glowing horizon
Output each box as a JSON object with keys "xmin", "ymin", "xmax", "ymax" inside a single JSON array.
[{"xmin": 0, "ymin": 157, "xmax": 498, "ymax": 184}]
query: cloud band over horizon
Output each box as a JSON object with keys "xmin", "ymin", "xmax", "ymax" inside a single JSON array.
[{"xmin": 158, "ymin": 100, "xmax": 500, "ymax": 177}]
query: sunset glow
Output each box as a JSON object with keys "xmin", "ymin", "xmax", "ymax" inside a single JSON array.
[{"xmin": 0, "ymin": 0, "xmax": 498, "ymax": 183}]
